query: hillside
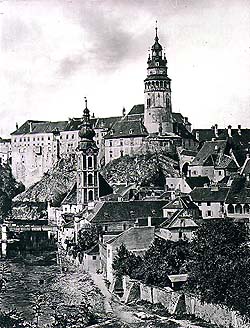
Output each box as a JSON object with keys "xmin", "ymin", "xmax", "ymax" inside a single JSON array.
[
  {"xmin": 13, "ymin": 156, "xmax": 77, "ymax": 206},
  {"xmin": 101, "ymin": 152, "xmax": 179, "ymax": 187}
]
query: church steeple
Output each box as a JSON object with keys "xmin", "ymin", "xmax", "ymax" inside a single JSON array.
[
  {"xmin": 77, "ymin": 98, "xmax": 99, "ymax": 207},
  {"xmin": 144, "ymin": 24, "xmax": 173, "ymax": 135}
]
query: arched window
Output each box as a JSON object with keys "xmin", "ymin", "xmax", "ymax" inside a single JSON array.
[
  {"xmin": 235, "ymin": 204, "xmax": 242, "ymax": 214},
  {"xmin": 227, "ymin": 204, "xmax": 234, "ymax": 214},
  {"xmin": 88, "ymin": 156, "xmax": 93, "ymax": 168},
  {"xmin": 88, "ymin": 173, "xmax": 93, "ymax": 185},
  {"xmin": 88, "ymin": 190, "xmax": 94, "ymax": 201},
  {"xmin": 244, "ymin": 204, "xmax": 250, "ymax": 214}
]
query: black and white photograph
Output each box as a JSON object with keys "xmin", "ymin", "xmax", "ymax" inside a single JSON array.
[{"xmin": 0, "ymin": 0, "xmax": 250, "ymax": 327}]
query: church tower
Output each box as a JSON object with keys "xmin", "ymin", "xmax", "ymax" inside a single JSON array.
[
  {"xmin": 77, "ymin": 98, "xmax": 99, "ymax": 207},
  {"xmin": 144, "ymin": 24, "xmax": 173, "ymax": 134}
]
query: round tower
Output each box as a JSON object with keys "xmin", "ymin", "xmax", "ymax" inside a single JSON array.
[
  {"xmin": 77, "ymin": 98, "xmax": 99, "ymax": 206},
  {"xmin": 144, "ymin": 23, "xmax": 173, "ymax": 135}
]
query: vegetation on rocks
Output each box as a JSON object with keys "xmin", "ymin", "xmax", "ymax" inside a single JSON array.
[
  {"xmin": 13, "ymin": 156, "xmax": 76, "ymax": 206},
  {"xmin": 101, "ymin": 152, "xmax": 179, "ymax": 187}
]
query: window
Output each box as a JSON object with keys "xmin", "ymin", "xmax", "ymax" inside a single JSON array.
[
  {"xmin": 88, "ymin": 190, "xmax": 94, "ymax": 201},
  {"xmin": 218, "ymin": 170, "xmax": 222, "ymax": 176},
  {"xmin": 109, "ymin": 140, "xmax": 112, "ymax": 147},
  {"xmin": 88, "ymin": 156, "xmax": 93, "ymax": 168},
  {"xmin": 105, "ymin": 225, "xmax": 108, "ymax": 232},
  {"xmin": 48, "ymin": 136, "xmax": 50, "ymax": 141},
  {"xmin": 88, "ymin": 173, "xmax": 93, "ymax": 185},
  {"xmin": 66, "ymin": 135, "xmax": 68, "ymax": 139},
  {"xmin": 92, "ymin": 255, "xmax": 96, "ymax": 260},
  {"xmin": 109, "ymin": 151, "xmax": 113, "ymax": 158},
  {"xmin": 207, "ymin": 210, "xmax": 212, "ymax": 217},
  {"xmin": 207, "ymin": 202, "xmax": 211, "ymax": 206}
]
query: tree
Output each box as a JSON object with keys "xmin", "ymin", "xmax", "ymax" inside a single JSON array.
[
  {"xmin": 137, "ymin": 238, "xmax": 190, "ymax": 287},
  {"xmin": 77, "ymin": 225, "xmax": 100, "ymax": 252},
  {"xmin": 112, "ymin": 244, "xmax": 143, "ymax": 278},
  {"xmin": 187, "ymin": 219, "xmax": 250, "ymax": 316}
]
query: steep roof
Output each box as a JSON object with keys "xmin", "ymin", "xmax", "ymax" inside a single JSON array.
[
  {"xmin": 128, "ymin": 104, "xmax": 144, "ymax": 115},
  {"xmin": 225, "ymin": 176, "xmax": 250, "ymax": 204},
  {"xmin": 163, "ymin": 196, "xmax": 198, "ymax": 210},
  {"xmin": 190, "ymin": 186, "xmax": 230, "ymax": 202},
  {"xmin": 104, "ymin": 119, "xmax": 148, "ymax": 139},
  {"xmin": 106, "ymin": 226, "xmax": 155, "ymax": 251},
  {"xmin": 190, "ymin": 140, "xmax": 228, "ymax": 166},
  {"xmin": 88, "ymin": 200, "xmax": 168, "ymax": 224},
  {"xmin": 94, "ymin": 117, "xmax": 121, "ymax": 129},
  {"xmin": 241, "ymin": 158, "xmax": 250, "ymax": 176}
]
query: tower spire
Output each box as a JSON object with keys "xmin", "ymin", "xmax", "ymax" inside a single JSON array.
[{"xmin": 155, "ymin": 20, "xmax": 158, "ymax": 42}]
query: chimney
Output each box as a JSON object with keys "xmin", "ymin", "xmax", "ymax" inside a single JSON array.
[
  {"xmin": 184, "ymin": 117, "xmax": 188, "ymax": 124},
  {"xmin": 211, "ymin": 184, "xmax": 219, "ymax": 192},
  {"xmin": 238, "ymin": 125, "xmax": 241, "ymax": 135},
  {"xmin": 29, "ymin": 122, "xmax": 32, "ymax": 133},
  {"xmin": 195, "ymin": 131, "xmax": 200, "ymax": 141},
  {"xmin": 148, "ymin": 216, "xmax": 152, "ymax": 227},
  {"xmin": 228, "ymin": 125, "xmax": 232, "ymax": 138},
  {"xmin": 92, "ymin": 113, "xmax": 95, "ymax": 118},
  {"xmin": 122, "ymin": 107, "xmax": 126, "ymax": 117},
  {"xmin": 16, "ymin": 122, "xmax": 19, "ymax": 130},
  {"xmin": 214, "ymin": 124, "xmax": 219, "ymax": 138}
]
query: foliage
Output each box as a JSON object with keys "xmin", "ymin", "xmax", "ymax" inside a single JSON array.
[
  {"xmin": 0, "ymin": 164, "xmax": 24, "ymax": 219},
  {"xmin": 112, "ymin": 244, "xmax": 143, "ymax": 278},
  {"xmin": 0, "ymin": 309, "xmax": 33, "ymax": 328},
  {"xmin": 187, "ymin": 219, "xmax": 250, "ymax": 316},
  {"xmin": 113, "ymin": 239, "xmax": 190, "ymax": 288},
  {"xmin": 77, "ymin": 225, "xmax": 100, "ymax": 252},
  {"xmin": 136, "ymin": 238, "xmax": 190, "ymax": 287}
]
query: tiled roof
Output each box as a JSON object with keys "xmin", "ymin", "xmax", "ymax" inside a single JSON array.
[
  {"xmin": 0, "ymin": 138, "xmax": 11, "ymax": 143},
  {"xmin": 128, "ymin": 104, "xmax": 144, "ymax": 115},
  {"xmin": 185, "ymin": 177, "xmax": 210, "ymax": 189},
  {"xmin": 163, "ymin": 196, "xmax": 198, "ymax": 210},
  {"xmin": 190, "ymin": 140, "xmax": 228, "ymax": 166},
  {"xmin": 88, "ymin": 200, "xmax": 168, "ymax": 224},
  {"xmin": 104, "ymin": 119, "xmax": 148, "ymax": 139},
  {"xmin": 106, "ymin": 226, "xmax": 155, "ymax": 251},
  {"xmin": 11, "ymin": 116, "xmax": 119, "ymax": 135},
  {"xmin": 225, "ymin": 176, "xmax": 250, "ymax": 204},
  {"xmin": 190, "ymin": 186, "xmax": 230, "ymax": 202},
  {"xmin": 94, "ymin": 117, "xmax": 121, "ymax": 129},
  {"xmin": 85, "ymin": 243, "xmax": 99, "ymax": 255},
  {"xmin": 241, "ymin": 158, "xmax": 250, "ymax": 175},
  {"xmin": 175, "ymin": 123, "xmax": 196, "ymax": 140},
  {"xmin": 192, "ymin": 129, "xmax": 219, "ymax": 142}
]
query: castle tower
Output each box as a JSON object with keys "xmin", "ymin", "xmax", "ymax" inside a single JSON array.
[
  {"xmin": 77, "ymin": 98, "xmax": 99, "ymax": 206},
  {"xmin": 144, "ymin": 23, "xmax": 173, "ymax": 134}
]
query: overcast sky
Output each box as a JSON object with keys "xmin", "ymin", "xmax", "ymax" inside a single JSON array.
[{"xmin": 1, "ymin": 0, "xmax": 250, "ymax": 136}]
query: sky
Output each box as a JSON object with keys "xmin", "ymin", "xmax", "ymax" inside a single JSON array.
[{"xmin": 1, "ymin": 0, "xmax": 250, "ymax": 137}]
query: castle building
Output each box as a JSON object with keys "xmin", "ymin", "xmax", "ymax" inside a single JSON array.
[{"xmin": 0, "ymin": 138, "xmax": 11, "ymax": 165}]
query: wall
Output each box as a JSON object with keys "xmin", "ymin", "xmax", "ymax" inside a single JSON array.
[
  {"xmin": 185, "ymin": 294, "xmax": 250, "ymax": 328},
  {"xmin": 196, "ymin": 201, "xmax": 224, "ymax": 218},
  {"xmin": 165, "ymin": 177, "xmax": 191, "ymax": 194}
]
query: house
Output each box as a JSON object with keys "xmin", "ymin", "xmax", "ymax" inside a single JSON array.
[
  {"xmin": 162, "ymin": 196, "xmax": 200, "ymax": 219},
  {"xmin": 105, "ymin": 226, "xmax": 155, "ymax": 283},
  {"xmin": 225, "ymin": 176, "xmax": 250, "ymax": 218},
  {"xmin": 189, "ymin": 140, "xmax": 238, "ymax": 182},
  {"xmin": 83, "ymin": 243, "xmax": 100, "ymax": 273},
  {"xmin": 190, "ymin": 185, "xmax": 230, "ymax": 218},
  {"xmin": 158, "ymin": 209, "xmax": 200, "ymax": 241},
  {"xmin": 80, "ymin": 199, "xmax": 168, "ymax": 233}
]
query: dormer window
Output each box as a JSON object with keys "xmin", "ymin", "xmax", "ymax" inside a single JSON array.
[
  {"xmin": 129, "ymin": 129, "xmax": 133, "ymax": 134},
  {"xmin": 110, "ymin": 129, "xmax": 114, "ymax": 135}
]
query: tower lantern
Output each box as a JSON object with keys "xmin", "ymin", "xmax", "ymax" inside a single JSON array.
[{"xmin": 144, "ymin": 23, "xmax": 173, "ymax": 135}]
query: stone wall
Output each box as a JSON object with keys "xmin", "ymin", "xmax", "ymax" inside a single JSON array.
[
  {"xmin": 185, "ymin": 294, "xmax": 250, "ymax": 328},
  {"xmin": 122, "ymin": 276, "xmax": 250, "ymax": 328}
]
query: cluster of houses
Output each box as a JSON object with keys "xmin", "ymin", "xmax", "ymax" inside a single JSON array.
[{"xmin": 50, "ymin": 100, "xmax": 250, "ymax": 285}]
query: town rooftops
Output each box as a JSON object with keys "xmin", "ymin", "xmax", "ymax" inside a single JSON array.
[
  {"xmin": 179, "ymin": 149, "xmax": 198, "ymax": 157},
  {"xmin": 190, "ymin": 186, "xmax": 230, "ymax": 202},
  {"xmin": 86, "ymin": 200, "xmax": 168, "ymax": 224}
]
